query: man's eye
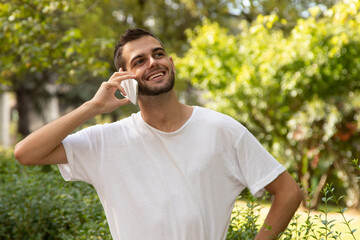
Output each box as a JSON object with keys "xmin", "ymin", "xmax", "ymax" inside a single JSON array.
[
  {"xmin": 154, "ymin": 52, "xmax": 165, "ymax": 58},
  {"xmin": 134, "ymin": 59, "xmax": 144, "ymax": 66}
]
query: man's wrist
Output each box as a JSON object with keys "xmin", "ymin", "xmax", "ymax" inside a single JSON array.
[{"xmin": 82, "ymin": 101, "xmax": 103, "ymax": 118}]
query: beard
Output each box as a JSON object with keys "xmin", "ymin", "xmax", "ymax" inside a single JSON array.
[{"xmin": 138, "ymin": 69, "xmax": 175, "ymax": 96}]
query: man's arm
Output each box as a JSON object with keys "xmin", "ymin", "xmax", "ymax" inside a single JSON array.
[
  {"xmin": 255, "ymin": 171, "xmax": 302, "ymax": 240},
  {"xmin": 14, "ymin": 70, "xmax": 135, "ymax": 165}
]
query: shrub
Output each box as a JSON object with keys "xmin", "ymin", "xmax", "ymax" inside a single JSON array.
[
  {"xmin": 226, "ymin": 192, "xmax": 264, "ymax": 240},
  {"xmin": 0, "ymin": 150, "xmax": 111, "ymax": 239}
]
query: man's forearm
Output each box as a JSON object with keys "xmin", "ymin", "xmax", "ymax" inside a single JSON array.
[
  {"xmin": 255, "ymin": 172, "xmax": 302, "ymax": 239},
  {"xmin": 14, "ymin": 101, "xmax": 100, "ymax": 165},
  {"xmin": 255, "ymin": 195, "xmax": 300, "ymax": 239}
]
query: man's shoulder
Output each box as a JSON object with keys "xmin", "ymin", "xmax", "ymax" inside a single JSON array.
[
  {"xmin": 192, "ymin": 107, "xmax": 247, "ymax": 145},
  {"xmin": 193, "ymin": 107, "xmax": 246, "ymax": 134},
  {"xmin": 195, "ymin": 106, "xmax": 242, "ymax": 125}
]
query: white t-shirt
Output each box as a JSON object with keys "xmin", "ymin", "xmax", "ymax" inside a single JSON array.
[{"xmin": 58, "ymin": 106, "xmax": 285, "ymax": 240}]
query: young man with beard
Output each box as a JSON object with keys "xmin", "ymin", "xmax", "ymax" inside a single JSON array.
[{"xmin": 15, "ymin": 28, "xmax": 302, "ymax": 240}]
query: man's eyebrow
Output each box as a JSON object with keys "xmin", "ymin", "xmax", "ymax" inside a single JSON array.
[
  {"xmin": 130, "ymin": 54, "xmax": 144, "ymax": 66},
  {"xmin": 153, "ymin": 47, "xmax": 165, "ymax": 53}
]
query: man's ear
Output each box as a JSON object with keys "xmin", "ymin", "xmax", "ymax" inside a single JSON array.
[{"xmin": 169, "ymin": 56, "xmax": 176, "ymax": 73}]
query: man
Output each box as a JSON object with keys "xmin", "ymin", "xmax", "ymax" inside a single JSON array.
[{"xmin": 14, "ymin": 28, "xmax": 302, "ymax": 240}]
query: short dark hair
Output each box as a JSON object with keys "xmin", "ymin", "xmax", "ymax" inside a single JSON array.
[{"xmin": 113, "ymin": 28, "xmax": 164, "ymax": 70}]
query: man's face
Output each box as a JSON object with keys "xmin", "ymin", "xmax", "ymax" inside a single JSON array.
[{"xmin": 122, "ymin": 36, "xmax": 175, "ymax": 96}]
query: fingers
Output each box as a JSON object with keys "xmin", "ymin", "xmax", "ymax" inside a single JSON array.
[
  {"xmin": 110, "ymin": 68, "xmax": 136, "ymax": 83},
  {"xmin": 117, "ymin": 97, "xmax": 131, "ymax": 106},
  {"xmin": 106, "ymin": 81, "xmax": 127, "ymax": 97},
  {"xmin": 108, "ymin": 69, "xmax": 136, "ymax": 96},
  {"xmin": 91, "ymin": 69, "xmax": 135, "ymax": 113}
]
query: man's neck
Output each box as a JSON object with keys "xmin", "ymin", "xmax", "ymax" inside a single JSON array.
[{"xmin": 138, "ymin": 90, "xmax": 193, "ymax": 132}]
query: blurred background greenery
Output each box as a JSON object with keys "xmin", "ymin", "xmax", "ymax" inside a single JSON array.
[{"xmin": 0, "ymin": 0, "xmax": 359, "ymax": 238}]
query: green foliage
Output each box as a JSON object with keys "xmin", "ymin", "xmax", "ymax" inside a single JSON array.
[
  {"xmin": 176, "ymin": 0, "xmax": 360, "ymax": 208},
  {"xmin": 226, "ymin": 192, "xmax": 262, "ymax": 240},
  {"xmin": 0, "ymin": 0, "xmax": 112, "ymax": 85},
  {"xmin": 0, "ymin": 150, "xmax": 110, "ymax": 239},
  {"xmin": 0, "ymin": 0, "xmax": 115, "ymax": 135},
  {"xmin": 352, "ymin": 158, "xmax": 360, "ymax": 171}
]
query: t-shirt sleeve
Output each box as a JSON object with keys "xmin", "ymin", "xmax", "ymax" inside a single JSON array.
[
  {"xmin": 58, "ymin": 126, "xmax": 102, "ymax": 185},
  {"xmin": 234, "ymin": 129, "xmax": 285, "ymax": 197}
]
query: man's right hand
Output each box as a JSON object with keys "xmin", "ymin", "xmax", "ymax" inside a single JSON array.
[{"xmin": 89, "ymin": 69, "xmax": 136, "ymax": 114}]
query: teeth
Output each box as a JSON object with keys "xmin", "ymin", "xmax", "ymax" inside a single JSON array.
[{"xmin": 149, "ymin": 72, "xmax": 164, "ymax": 80}]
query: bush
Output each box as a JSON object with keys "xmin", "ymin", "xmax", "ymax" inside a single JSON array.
[
  {"xmin": 226, "ymin": 192, "xmax": 264, "ymax": 240},
  {"xmin": 0, "ymin": 149, "xmax": 111, "ymax": 239}
]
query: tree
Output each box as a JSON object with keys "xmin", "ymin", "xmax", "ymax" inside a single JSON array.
[
  {"xmin": 0, "ymin": 0, "xmax": 113, "ymax": 136},
  {"xmin": 175, "ymin": 0, "xmax": 360, "ymax": 208}
]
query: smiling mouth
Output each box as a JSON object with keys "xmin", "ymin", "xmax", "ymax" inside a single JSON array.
[{"xmin": 147, "ymin": 71, "xmax": 165, "ymax": 81}]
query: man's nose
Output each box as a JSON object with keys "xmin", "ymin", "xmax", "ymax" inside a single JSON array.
[{"xmin": 148, "ymin": 56, "xmax": 158, "ymax": 68}]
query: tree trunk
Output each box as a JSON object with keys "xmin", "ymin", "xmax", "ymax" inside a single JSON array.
[
  {"xmin": 299, "ymin": 154, "xmax": 336, "ymax": 210},
  {"xmin": 16, "ymin": 87, "xmax": 32, "ymax": 137},
  {"xmin": 14, "ymin": 72, "xmax": 59, "ymax": 138},
  {"xmin": 311, "ymin": 163, "xmax": 334, "ymax": 209}
]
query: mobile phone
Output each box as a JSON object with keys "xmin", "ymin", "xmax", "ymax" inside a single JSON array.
[{"xmin": 120, "ymin": 78, "xmax": 138, "ymax": 105}]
